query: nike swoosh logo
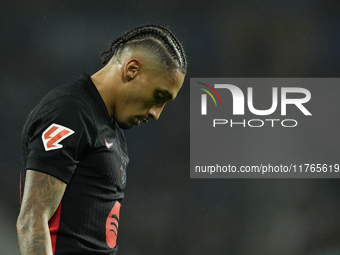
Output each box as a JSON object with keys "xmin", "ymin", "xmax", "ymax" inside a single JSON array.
[{"xmin": 105, "ymin": 138, "xmax": 113, "ymax": 149}]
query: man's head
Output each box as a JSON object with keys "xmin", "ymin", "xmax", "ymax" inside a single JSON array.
[{"xmin": 97, "ymin": 24, "xmax": 187, "ymax": 129}]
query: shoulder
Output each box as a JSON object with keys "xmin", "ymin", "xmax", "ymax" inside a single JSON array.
[
  {"xmin": 30, "ymin": 81, "xmax": 95, "ymax": 120},
  {"xmin": 25, "ymin": 83, "xmax": 95, "ymax": 137},
  {"xmin": 38, "ymin": 83, "xmax": 91, "ymax": 111}
]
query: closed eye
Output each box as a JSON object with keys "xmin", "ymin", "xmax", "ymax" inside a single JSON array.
[
  {"xmin": 154, "ymin": 92, "xmax": 163, "ymax": 102},
  {"xmin": 154, "ymin": 90, "xmax": 173, "ymax": 103}
]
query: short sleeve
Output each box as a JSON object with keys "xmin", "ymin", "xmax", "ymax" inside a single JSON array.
[{"xmin": 24, "ymin": 95, "xmax": 94, "ymax": 184}]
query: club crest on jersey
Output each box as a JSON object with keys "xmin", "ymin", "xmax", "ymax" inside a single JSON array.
[
  {"xmin": 42, "ymin": 123, "xmax": 75, "ymax": 151},
  {"xmin": 120, "ymin": 157, "xmax": 127, "ymax": 185}
]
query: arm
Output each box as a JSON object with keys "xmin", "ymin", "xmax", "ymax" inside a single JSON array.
[{"xmin": 17, "ymin": 170, "xmax": 67, "ymax": 255}]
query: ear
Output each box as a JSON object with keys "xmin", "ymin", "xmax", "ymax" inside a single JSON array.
[{"xmin": 123, "ymin": 58, "xmax": 140, "ymax": 82}]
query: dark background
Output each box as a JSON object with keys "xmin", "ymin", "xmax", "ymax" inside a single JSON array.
[{"xmin": 1, "ymin": 1, "xmax": 340, "ymax": 254}]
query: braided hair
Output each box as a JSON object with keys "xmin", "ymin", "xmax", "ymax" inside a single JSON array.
[{"xmin": 100, "ymin": 24, "xmax": 187, "ymax": 74}]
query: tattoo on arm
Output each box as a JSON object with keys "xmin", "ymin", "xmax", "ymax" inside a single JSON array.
[{"xmin": 17, "ymin": 170, "xmax": 67, "ymax": 255}]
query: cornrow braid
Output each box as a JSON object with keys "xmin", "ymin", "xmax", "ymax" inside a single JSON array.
[{"xmin": 100, "ymin": 24, "xmax": 187, "ymax": 74}]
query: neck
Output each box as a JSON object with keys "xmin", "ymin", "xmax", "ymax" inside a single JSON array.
[{"xmin": 91, "ymin": 63, "xmax": 119, "ymax": 117}]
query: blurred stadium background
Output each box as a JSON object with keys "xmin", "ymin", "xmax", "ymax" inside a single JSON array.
[{"xmin": 1, "ymin": 0, "xmax": 340, "ymax": 254}]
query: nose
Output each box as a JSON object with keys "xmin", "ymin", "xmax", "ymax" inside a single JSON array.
[{"xmin": 148, "ymin": 105, "xmax": 164, "ymax": 120}]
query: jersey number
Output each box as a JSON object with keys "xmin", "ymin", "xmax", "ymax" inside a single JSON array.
[{"xmin": 106, "ymin": 202, "xmax": 121, "ymax": 248}]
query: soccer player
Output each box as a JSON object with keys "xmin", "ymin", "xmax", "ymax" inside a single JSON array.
[{"xmin": 16, "ymin": 24, "xmax": 187, "ymax": 255}]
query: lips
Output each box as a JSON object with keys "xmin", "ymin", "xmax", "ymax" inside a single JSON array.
[
  {"xmin": 134, "ymin": 117, "xmax": 140, "ymax": 126},
  {"xmin": 134, "ymin": 117, "xmax": 148, "ymax": 126}
]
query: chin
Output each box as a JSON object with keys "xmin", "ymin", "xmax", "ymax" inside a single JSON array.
[{"xmin": 116, "ymin": 120, "xmax": 132, "ymax": 130}]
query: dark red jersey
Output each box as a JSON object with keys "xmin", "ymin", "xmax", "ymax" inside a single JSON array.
[{"xmin": 21, "ymin": 74, "xmax": 129, "ymax": 254}]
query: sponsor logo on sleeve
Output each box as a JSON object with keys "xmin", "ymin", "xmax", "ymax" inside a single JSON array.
[{"xmin": 42, "ymin": 123, "xmax": 75, "ymax": 151}]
